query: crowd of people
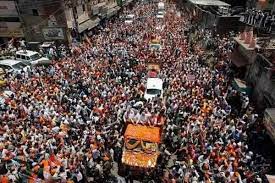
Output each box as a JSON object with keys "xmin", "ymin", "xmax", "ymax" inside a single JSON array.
[{"xmin": 0, "ymin": 1, "xmax": 273, "ymax": 183}]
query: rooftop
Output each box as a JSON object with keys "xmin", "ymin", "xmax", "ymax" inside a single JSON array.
[
  {"xmin": 233, "ymin": 37, "xmax": 256, "ymax": 51},
  {"xmin": 16, "ymin": 50, "xmax": 39, "ymax": 57}
]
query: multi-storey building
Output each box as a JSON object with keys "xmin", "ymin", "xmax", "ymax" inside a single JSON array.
[
  {"xmin": 0, "ymin": 0, "xmax": 24, "ymax": 45},
  {"xmin": 231, "ymin": 28, "xmax": 275, "ymax": 110},
  {"xmin": 16, "ymin": 0, "xmax": 128, "ymax": 43},
  {"xmin": 17, "ymin": 0, "xmax": 68, "ymax": 43}
]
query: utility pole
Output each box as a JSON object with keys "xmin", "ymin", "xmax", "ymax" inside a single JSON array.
[
  {"xmin": 15, "ymin": 0, "xmax": 25, "ymax": 40},
  {"xmin": 65, "ymin": 0, "xmax": 80, "ymax": 42}
]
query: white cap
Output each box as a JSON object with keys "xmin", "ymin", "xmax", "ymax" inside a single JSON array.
[
  {"xmin": 256, "ymin": 178, "xmax": 262, "ymax": 183},
  {"xmin": 32, "ymin": 162, "xmax": 38, "ymax": 166}
]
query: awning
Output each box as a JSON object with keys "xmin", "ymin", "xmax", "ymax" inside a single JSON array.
[
  {"xmin": 229, "ymin": 49, "xmax": 249, "ymax": 67},
  {"xmin": 266, "ymin": 174, "xmax": 275, "ymax": 183},
  {"xmin": 124, "ymin": 124, "xmax": 161, "ymax": 143},
  {"xmin": 0, "ymin": 28, "xmax": 24, "ymax": 38},
  {"xmin": 41, "ymin": 42, "xmax": 54, "ymax": 48},
  {"xmin": 106, "ymin": 6, "xmax": 120, "ymax": 18},
  {"xmin": 188, "ymin": 0, "xmax": 230, "ymax": 6},
  {"xmin": 78, "ymin": 18, "xmax": 100, "ymax": 33}
]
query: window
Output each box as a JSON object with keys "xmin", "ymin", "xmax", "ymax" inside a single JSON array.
[
  {"xmin": 16, "ymin": 54, "xmax": 21, "ymax": 59},
  {"xmin": 82, "ymin": 4, "xmax": 85, "ymax": 12},
  {"xmin": 32, "ymin": 9, "xmax": 39, "ymax": 16},
  {"xmin": 30, "ymin": 54, "xmax": 41, "ymax": 61},
  {"xmin": 26, "ymin": 56, "xmax": 30, "ymax": 60},
  {"xmin": 73, "ymin": 7, "xmax": 78, "ymax": 18},
  {"xmin": 12, "ymin": 63, "xmax": 26, "ymax": 70},
  {"xmin": 146, "ymin": 89, "xmax": 161, "ymax": 95},
  {"xmin": 21, "ymin": 55, "xmax": 26, "ymax": 60}
]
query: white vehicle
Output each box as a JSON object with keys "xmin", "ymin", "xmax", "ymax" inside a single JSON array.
[
  {"xmin": 125, "ymin": 14, "xmax": 135, "ymax": 24},
  {"xmin": 15, "ymin": 50, "xmax": 51, "ymax": 66},
  {"xmin": 144, "ymin": 78, "xmax": 163, "ymax": 100},
  {"xmin": 0, "ymin": 59, "xmax": 29, "ymax": 73},
  {"xmin": 158, "ymin": 2, "xmax": 165, "ymax": 11},
  {"xmin": 156, "ymin": 11, "xmax": 165, "ymax": 19}
]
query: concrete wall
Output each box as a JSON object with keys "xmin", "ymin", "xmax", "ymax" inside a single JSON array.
[
  {"xmin": 0, "ymin": 0, "xmax": 23, "ymax": 38},
  {"xmin": 18, "ymin": 0, "xmax": 68, "ymax": 42},
  {"xmin": 246, "ymin": 54, "xmax": 275, "ymax": 109}
]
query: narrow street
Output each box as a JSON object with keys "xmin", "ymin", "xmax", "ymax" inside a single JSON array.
[{"xmin": 0, "ymin": 0, "xmax": 274, "ymax": 183}]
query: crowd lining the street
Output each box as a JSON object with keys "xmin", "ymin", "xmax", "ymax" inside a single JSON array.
[{"xmin": 0, "ymin": 1, "xmax": 273, "ymax": 183}]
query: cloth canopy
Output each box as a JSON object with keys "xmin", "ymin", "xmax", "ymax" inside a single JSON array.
[
  {"xmin": 124, "ymin": 124, "xmax": 161, "ymax": 143},
  {"xmin": 266, "ymin": 174, "xmax": 275, "ymax": 183}
]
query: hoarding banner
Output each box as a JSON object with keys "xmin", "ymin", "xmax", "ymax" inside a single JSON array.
[{"xmin": 42, "ymin": 28, "xmax": 65, "ymax": 40}]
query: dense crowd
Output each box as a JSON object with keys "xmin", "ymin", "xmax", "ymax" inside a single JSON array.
[{"xmin": 0, "ymin": 1, "xmax": 273, "ymax": 183}]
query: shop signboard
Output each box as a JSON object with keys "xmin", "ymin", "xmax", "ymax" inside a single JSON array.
[{"xmin": 42, "ymin": 27, "xmax": 65, "ymax": 40}]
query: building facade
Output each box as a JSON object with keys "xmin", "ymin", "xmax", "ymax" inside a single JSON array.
[
  {"xmin": 246, "ymin": 53, "xmax": 275, "ymax": 110},
  {"xmin": 17, "ymin": 0, "xmax": 68, "ymax": 43},
  {"xmin": 232, "ymin": 27, "xmax": 275, "ymax": 110},
  {"xmin": 66, "ymin": 0, "xmax": 121, "ymax": 39},
  {"xmin": 16, "ymin": 0, "xmax": 131, "ymax": 44},
  {"xmin": 0, "ymin": 0, "xmax": 24, "ymax": 45}
]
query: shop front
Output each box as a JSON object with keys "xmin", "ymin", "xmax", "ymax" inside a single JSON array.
[{"xmin": 78, "ymin": 17, "xmax": 101, "ymax": 35}]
